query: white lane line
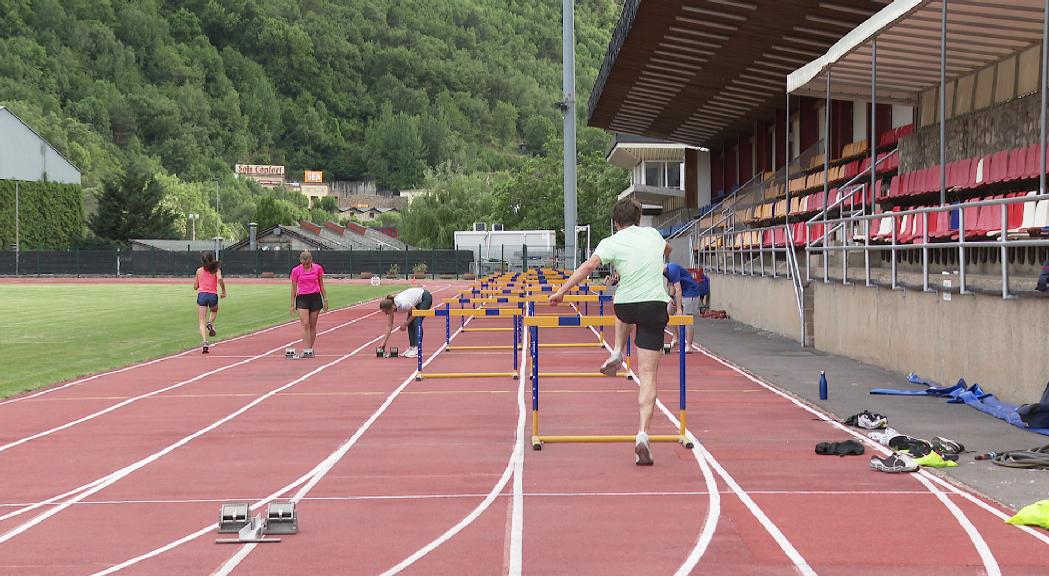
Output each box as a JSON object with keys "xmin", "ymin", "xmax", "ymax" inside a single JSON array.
[
  {"xmin": 587, "ymin": 322, "xmax": 723, "ymax": 576},
  {"xmin": 377, "ymin": 338, "xmax": 525, "ymax": 575},
  {"xmin": 508, "ymin": 321, "xmax": 526, "ymax": 576},
  {"xmin": 210, "ymin": 321, "xmax": 478, "ymax": 576},
  {"xmin": 1, "ymin": 286, "xmax": 459, "ymax": 523},
  {"xmin": 0, "ymin": 489, "xmax": 944, "ymax": 508},
  {"xmin": 0, "ymin": 310, "xmax": 381, "ymax": 455},
  {"xmin": 0, "ymin": 297, "xmax": 383, "ymax": 408},
  {"xmin": 687, "ymin": 342, "xmax": 1017, "ymax": 571},
  {"xmin": 93, "ymin": 300, "xmax": 462, "ymax": 576},
  {"xmin": 0, "ymin": 333, "xmax": 388, "ymax": 546}
]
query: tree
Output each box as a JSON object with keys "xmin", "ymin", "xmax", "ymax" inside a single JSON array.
[
  {"xmin": 364, "ymin": 103, "xmax": 427, "ymax": 190},
  {"xmin": 253, "ymin": 195, "xmax": 305, "ymax": 230},
  {"xmin": 89, "ymin": 159, "xmax": 178, "ymax": 243},
  {"xmin": 523, "ymin": 115, "xmax": 554, "ymax": 155}
]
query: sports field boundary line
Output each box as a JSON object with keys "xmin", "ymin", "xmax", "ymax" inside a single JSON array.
[
  {"xmin": 211, "ymin": 319, "xmax": 482, "ymax": 576},
  {"xmin": 0, "ymin": 310, "xmax": 384, "ymax": 456},
  {"xmin": 94, "ymin": 315, "xmax": 471, "ymax": 575},
  {"xmin": 581, "ymin": 319, "xmax": 723, "ymax": 576},
  {"xmin": 0, "ymin": 328, "xmax": 404, "ymax": 545},
  {"xmin": 0, "ymin": 293, "xmax": 401, "ymax": 408},
  {"xmin": 688, "ymin": 340, "xmax": 1049, "ymax": 556},
  {"xmin": 375, "ymin": 314, "xmax": 526, "ymax": 576},
  {"xmin": 0, "ymin": 285, "xmax": 453, "ymax": 455},
  {"xmin": 0, "ymin": 488, "xmax": 947, "ymax": 509}
]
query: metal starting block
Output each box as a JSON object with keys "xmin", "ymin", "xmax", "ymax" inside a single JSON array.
[
  {"xmin": 285, "ymin": 348, "xmax": 297, "ymax": 359},
  {"xmin": 215, "ymin": 501, "xmax": 296, "ymax": 543},
  {"xmin": 215, "ymin": 513, "xmax": 281, "ymax": 544},
  {"xmin": 217, "ymin": 502, "xmax": 250, "ymax": 533},
  {"xmin": 264, "ymin": 501, "xmax": 298, "ymax": 535}
]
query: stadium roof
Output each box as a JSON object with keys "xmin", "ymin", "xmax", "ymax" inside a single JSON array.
[
  {"xmin": 587, "ymin": 0, "xmax": 889, "ymax": 148},
  {"xmin": 788, "ymin": 0, "xmax": 1047, "ymax": 105}
]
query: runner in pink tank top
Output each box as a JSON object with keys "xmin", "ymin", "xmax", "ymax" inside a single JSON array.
[
  {"xmin": 287, "ymin": 250, "xmax": 328, "ymax": 359},
  {"xmin": 193, "ymin": 252, "xmax": 227, "ymax": 354}
]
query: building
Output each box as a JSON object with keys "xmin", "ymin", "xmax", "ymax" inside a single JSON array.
[
  {"xmin": 588, "ymin": 0, "xmax": 1049, "ymax": 404},
  {"xmin": 226, "ymin": 220, "xmax": 408, "ymax": 252},
  {"xmin": 0, "ymin": 106, "xmax": 82, "ymax": 184},
  {"xmin": 606, "ymin": 133, "xmax": 707, "ymax": 234},
  {"xmin": 129, "ymin": 239, "xmax": 222, "ymax": 252}
]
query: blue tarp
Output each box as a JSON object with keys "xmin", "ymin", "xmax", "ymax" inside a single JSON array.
[{"xmin": 871, "ymin": 374, "xmax": 1049, "ymax": 436}]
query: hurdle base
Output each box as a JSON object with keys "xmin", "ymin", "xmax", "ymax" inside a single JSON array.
[
  {"xmin": 537, "ymin": 372, "xmax": 629, "ymax": 378},
  {"xmin": 418, "ymin": 372, "xmax": 517, "ymax": 379},
  {"xmin": 533, "ymin": 434, "xmax": 692, "ymax": 448}
]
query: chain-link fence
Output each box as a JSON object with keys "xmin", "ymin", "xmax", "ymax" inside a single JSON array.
[{"xmin": 0, "ymin": 248, "xmax": 477, "ymax": 278}]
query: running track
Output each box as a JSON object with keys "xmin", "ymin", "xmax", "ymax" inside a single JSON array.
[{"xmin": 1, "ymin": 286, "xmax": 1047, "ymax": 575}]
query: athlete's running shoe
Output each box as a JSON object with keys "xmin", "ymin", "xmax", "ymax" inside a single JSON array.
[
  {"xmin": 207, "ymin": 322, "xmax": 216, "ymax": 337},
  {"xmin": 635, "ymin": 432, "xmax": 653, "ymax": 466},
  {"xmin": 600, "ymin": 351, "xmax": 624, "ymax": 376},
  {"xmin": 402, "ymin": 347, "xmax": 419, "ymax": 358},
  {"xmin": 202, "ymin": 342, "xmax": 210, "ymax": 354}
]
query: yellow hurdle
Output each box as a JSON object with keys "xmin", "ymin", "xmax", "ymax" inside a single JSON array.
[
  {"xmin": 418, "ymin": 372, "xmax": 517, "ymax": 379},
  {"xmin": 527, "ymin": 313, "xmax": 695, "ymax": 451},
  {"xmin": 411, "ymin": 307, "xmax": 522, "ymax": 318}
]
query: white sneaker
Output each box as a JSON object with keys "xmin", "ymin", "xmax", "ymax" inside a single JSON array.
[
  {"xmin": 635, "ymin": 432, "xmax": 653, "ymax": 466},
  {"xmin": 402, "ymin": 347, "xmax": 419, "ymax": 358},
  {"xmin": 600, "ymin": 351, "xmax": 624, "ymax": 376}
]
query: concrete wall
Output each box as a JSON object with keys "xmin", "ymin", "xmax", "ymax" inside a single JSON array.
[
  {"xmin": 708, "ymin": 273, "xmax": 801, "ymax": 342},
  {"xmin": 707, "ymin": 272, "xmax": 1049, "ymax": 404},
  {"xmin": 814, "ymin": 282, "xmax": 1049, "ymax": 405},
  {"xmin": 901, "ymin": 93, "xmax": 1041, "ymax": 172}
]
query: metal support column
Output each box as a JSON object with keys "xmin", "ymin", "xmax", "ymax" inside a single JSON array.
[
  {"xmin": 868, "ymin": 37, "xmax": 877, "ymax": 286},
  {"xmin": 785, "ymin": 92, "xmax": 791, "ymax": 279},
  {"xmin": 562, "ymin": 0, "xmax": 578, "ymax": 269},
  {"xmin": 1042, "ymin": 0, "xmax": 1048, "ymax": 196},
  {"xmin": 824, "ymin": 70, "xmax": 832, "ymax": 284},
  {"xmin": 939, "ymin": 0, "xmax": 948, "ymax": 206},
  {"xmin": 14, "ymin": 180, "xmax": 19, "ymax": 277}
]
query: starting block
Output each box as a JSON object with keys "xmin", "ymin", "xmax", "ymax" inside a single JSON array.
[
  {"xmin": 218, "ymin": 502, "xmax": 250, "ymax": 533},
  {"xmin": 285, "ymin": 348, "xmax": 296, "ymax": 359},
  {"xmin": 389, "ymin": 346, "xmax": 399, "ymax": 358},
  {"xmin": 264, "ymin": 501, "xmax": 299, "ymax": 535},
  {"xmin": 215, "ymin": 501, "xmax": 297, "ymax": 543}
]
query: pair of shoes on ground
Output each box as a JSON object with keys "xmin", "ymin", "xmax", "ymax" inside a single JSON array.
[
  {"xmin": 402, "ymin": 347, "xmax": 419, "ymax": 358},
  {"xmin": 844, "ymin": 410, "xmax": 887, "ymax": 430},
  {"xmin": 869, "ymin": 453, "xmax": 920, "ymax": 473},
  {"xmin": 666, "ymin": 340, "xmax": 694, "ymax": 354}
]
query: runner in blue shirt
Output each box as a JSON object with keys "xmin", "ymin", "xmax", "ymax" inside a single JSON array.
[{"xmin": 664, "ymin": 263, "xmax": 705, "ymax": 352}]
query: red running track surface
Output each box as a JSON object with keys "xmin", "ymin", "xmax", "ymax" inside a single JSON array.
[{"xmin": 0, "ymin": 293, "xmax": 1047, "ymax": 575}]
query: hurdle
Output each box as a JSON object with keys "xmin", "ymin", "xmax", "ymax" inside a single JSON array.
[
  {"xmin": 525, "ymin": 314, "xmax": 695, "ymax": 451},
  {"xmin": 411, "ymin": 307, "xmax": 524, "ymax": 380}
]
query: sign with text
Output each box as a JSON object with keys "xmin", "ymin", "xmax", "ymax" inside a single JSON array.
[
  {"xmin": 235, "ymin": 164, "xmax": 285, "ymax": 188},
  {"xmin": 304, "ymin": 170, "xmax": 323, "ymax": 183}
]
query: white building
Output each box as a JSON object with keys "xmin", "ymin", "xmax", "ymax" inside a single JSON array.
[
  {"xmin": 0, "ymin": 107, "xmax": 82, "ymax": 184},
  {"xmin": 605, "ymin": 133, "xmax": 707, "ymax": 232}
]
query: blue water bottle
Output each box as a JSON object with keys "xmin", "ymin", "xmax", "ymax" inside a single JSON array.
[{"xmin": 818, "ymin": 371, "xmax": 828, "ymax": 400}]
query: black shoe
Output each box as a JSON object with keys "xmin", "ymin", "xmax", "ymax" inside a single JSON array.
[
  {"xmin": 202, "ymin": 343, "xmax": 210, "ymax": 354},
  {"xmin": 207, "ymin": 323, "xmax": 216, "ymax": 337},
  {"xmin": 815, "ymin": 440, "xmax": 866, "ymax": 457}
]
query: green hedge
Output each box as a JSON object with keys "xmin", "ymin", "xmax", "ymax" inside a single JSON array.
[{"xmin": 0, "ymin": 180, "xmax": 83, "ymax": 249}]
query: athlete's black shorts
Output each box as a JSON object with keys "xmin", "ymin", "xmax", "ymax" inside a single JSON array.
[
  {"xmin": 296, "ymin": 292, "xmax": 324, "ymax": 311},
  {"xmin": 613, "ymin": 301, "xmax": 669, "ymax": 351}
]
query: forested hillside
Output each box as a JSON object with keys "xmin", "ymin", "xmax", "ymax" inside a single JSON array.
[{"xmin": 0, "ymin": 0, "xmax": 628, "ymax": 247}]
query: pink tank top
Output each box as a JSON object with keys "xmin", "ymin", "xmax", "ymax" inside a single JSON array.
[{"xmin": 197, "ymin": 268, "xmax": 218, "ymax": 293}]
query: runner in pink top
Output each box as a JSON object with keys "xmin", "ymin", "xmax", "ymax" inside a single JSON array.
[
  {"xmin": 193, "ymin": 252, "xmax": 226, "ymax": 354},
  {"xmin": 288, "ymin": 250, "xmax": 328, "ymax": 359}
]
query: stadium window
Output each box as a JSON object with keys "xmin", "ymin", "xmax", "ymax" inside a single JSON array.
[
  {"xmin": 645, "ymin": 162, "xmax": 665, "ymax": 187},
  {"xmin": 666, "ymin": 161, "xmax": 683, "ymax": 189}
]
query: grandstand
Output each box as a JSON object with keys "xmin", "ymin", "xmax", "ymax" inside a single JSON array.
[{"xmin": 590, "ymin": 0, "xmax": 1049, "ymax": 404}]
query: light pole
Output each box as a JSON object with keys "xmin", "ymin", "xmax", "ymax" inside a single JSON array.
[
  {"xmin": 561, "ymin": 0, "xmax": 578, "ymax": 269},
  {"xmin": 575, "ymin": 224, "xmax": 591, "ymax": 260},
  {"xmin": 214, "ymin": 179, "xmax": 221, "ymax": 218},
  {"xmin": 187, "ymin": 213, "xmax": 199, "ymax": 241}
]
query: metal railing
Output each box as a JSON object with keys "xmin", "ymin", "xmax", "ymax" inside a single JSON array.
[{"xmin": 696, "ymin": 192, "xmax": 1049, "ymax": 300}]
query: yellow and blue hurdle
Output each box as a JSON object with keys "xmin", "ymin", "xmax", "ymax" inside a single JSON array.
[
  {"xmin": 525, "ymin": 314, "xmax": 695, "ymax": 451},
  {"xmin": 411, "ymin": 307, "xmax": 525, "ymax": 379}
]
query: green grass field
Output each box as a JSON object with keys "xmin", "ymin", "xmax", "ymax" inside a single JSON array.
[{"xmin": 0, "ymin": 283, "xmax": 404, "ymax": 398}]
